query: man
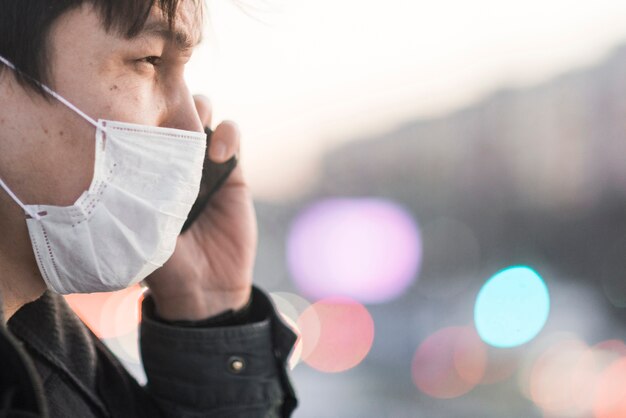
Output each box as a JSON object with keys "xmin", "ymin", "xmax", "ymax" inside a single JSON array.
[{"xmin": 0, "ymin": 0, "xmax": 297, "ymax": 417}]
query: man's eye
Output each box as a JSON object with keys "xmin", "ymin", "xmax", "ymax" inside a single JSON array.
[{"xmin": 140, "ymin": 56, "xmax": 162, "ymax": 66}]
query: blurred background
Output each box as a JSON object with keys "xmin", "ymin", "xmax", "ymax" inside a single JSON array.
[{"xmin": 65, "ymin": 0, "xmax": 626, "ymax": 416}]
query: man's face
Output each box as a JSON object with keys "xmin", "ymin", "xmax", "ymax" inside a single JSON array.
[{"xmin": 0, "ymin": 0, "xmax": 203, "ymax": 209}]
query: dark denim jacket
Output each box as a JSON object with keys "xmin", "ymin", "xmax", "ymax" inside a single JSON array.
[{"xmin": 0, "ymin": 286, "xmax": 297, "ymax": 417}]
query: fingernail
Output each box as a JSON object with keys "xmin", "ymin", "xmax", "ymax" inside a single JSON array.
[{"xmin": 213, "ymin": 143, "xmax": 227, "ymax": 161}]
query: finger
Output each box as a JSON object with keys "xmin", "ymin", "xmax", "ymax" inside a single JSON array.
[
  {"xmin": 210, "ymin": 120, "xmax": 240, "ymax": 163},
  {"xmin": 213, "ymin": 146, "xmax": 247, "ymax": 193},
  {"xmin": 193, "ymin": 95, "xmax": 213, "ymax": 129}
]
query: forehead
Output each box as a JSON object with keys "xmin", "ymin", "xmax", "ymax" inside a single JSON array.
[{"xmin": 140, "ymin": 0, "xmax": 203, "ymax": 48}]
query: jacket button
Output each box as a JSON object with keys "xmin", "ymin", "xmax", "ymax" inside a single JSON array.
[{"xmin": 228, "ymin": 356, "xmax": 246, "ymax": 373}]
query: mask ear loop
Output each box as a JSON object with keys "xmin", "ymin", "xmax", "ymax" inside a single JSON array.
[
  {"xmin": 0, "ymin": 55, "xmax": 101, "ymax": 220},
  {"xmin": 0, "ymin": 178, "xmax": 41, "ymax": 220},
  {"xmin": 0, "ymin": 56, "xmax": 99, "ymax": 129}
]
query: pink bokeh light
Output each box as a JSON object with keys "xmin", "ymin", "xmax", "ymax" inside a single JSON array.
[
  {"xmin": 412, "ymin": 326, "xmax": 487, "ymax": 399},
  {"xmin": 297, "ymin": 297, "xmax": 374, "ymax": 373},
  {"xmin": 287, "ymin": 198, "xmax": 421, "ymax": 303}
]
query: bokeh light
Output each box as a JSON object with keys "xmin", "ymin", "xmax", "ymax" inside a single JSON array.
[
  {"xmin": 297, "ymin": 297, "xmax": 374, "ymax": 373},
  {"xmin": 103, "ymin": 328, "xmax": 141, "ymax": 365},
  {"xmin": 517, "ymin": 334, "xmax": 626, "ymax": 417},
  {"xmin": 64, "ymin": 284, "xmax": 144, "ymax": 339},
  {"xmin": 270, "ymin": 291, "xmax": 311, "ymax": 325},
  {"xmin": 593, "ymin": 357, "xmax": 626, "ymax": 418},
  {"xmin": 518, "ymin": 332, "xmax": 580, "ymax": 399},
  {"xmin": 270, "ymin": 292, "xmax": 311, "ymax": 369},
  {"xmin": 593, "ymin": 339, "xmax": 626, "ymax": 356},
  {"xmin": 287, "ymin": 198, "xmax": 422, "ymax": 304},
  {"xmin": 278, "ymin": 314, "xmax": 304, "ymax": 370},
  {"xmin": 528, "ymin": 336, "xmax": 591, "ymax": 416},
  {"xmin": 412, "ymin": 326, "xmax": 487, "ymax": 399},
  {"xmin": 474, "ymin": 266, "xmax": 550, "ymax": 348}
]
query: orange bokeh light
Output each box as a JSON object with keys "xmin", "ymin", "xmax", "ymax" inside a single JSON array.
[
  {"xmin": 593, "ymin": 357, "xmax": 626, "ymax": 418},
  {"xmin": 522, "ymin": 336, "xmax": 626, "ymax": 417},
  {"xmin": 529, "ymin": 338, "xmax": 590, "ymax": 416},
  {"xmin": 64, "ymin": 284, "xmax": 144, "ymax": 339}
]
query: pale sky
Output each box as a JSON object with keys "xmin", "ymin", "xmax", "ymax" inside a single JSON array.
[{"xmin": 186, "ymin": 0, "xmax": 626, "ymax": 201}]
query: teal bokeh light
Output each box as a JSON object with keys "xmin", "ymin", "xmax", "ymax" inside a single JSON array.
[{"xmin": 474, "ymin": 266, "xmax": 550, "ymax": 348}]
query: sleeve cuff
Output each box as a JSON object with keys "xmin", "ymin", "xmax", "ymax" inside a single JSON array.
[{"xmin": 140, "ymin": 285, "xmax": 298, "ymax": 416}]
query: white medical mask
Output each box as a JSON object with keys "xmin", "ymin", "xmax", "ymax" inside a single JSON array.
[{"xmin": 0, "ymin": 55, "xmax": 206, "ymax": 294}]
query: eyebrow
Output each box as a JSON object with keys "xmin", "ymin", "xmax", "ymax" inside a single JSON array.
[{"xmin": 139, "ymin": 20, "xmax": 202, "ymax": 50}]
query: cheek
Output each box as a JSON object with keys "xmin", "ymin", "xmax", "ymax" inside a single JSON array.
[
  {"xmin": 30, "ymin": 118, "xmax": 96, "ymax": 207},
  {"xmin": 98, "ymin": 83, "xmax": 166, "ymax": 126}
]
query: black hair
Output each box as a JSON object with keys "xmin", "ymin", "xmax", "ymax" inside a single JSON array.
[{"xmin": 0, "ymin": 0, "xmax": 200, "ymax": 96}]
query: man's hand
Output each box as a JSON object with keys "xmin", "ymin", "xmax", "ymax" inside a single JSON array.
[{"xmin": 144, "ymin": 96, "xmax": 257, "ymax": 320}]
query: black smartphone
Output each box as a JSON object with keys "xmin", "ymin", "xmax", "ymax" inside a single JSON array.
[{"xmin": 181, "ymin": 126, "xmax": 238, "ymax": 233}]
